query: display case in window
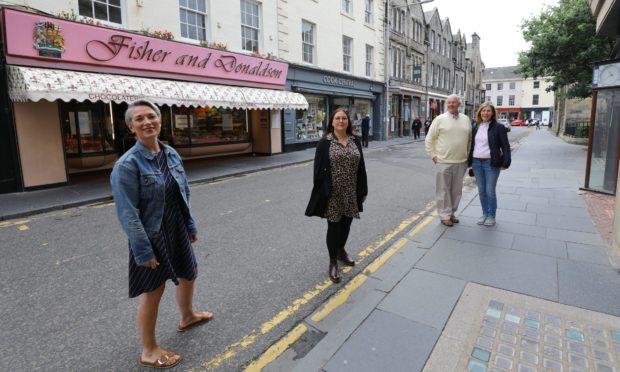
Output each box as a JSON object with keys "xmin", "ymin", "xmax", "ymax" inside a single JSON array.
[
  {"xmin": 171, "ymin": 106, "xmax": 249, "ymax": 146},
  {"xmin": 296, "ymin": 95, "xmax": 326, "ymax": 141}
]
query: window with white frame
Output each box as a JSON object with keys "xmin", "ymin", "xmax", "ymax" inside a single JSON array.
[
  {"xmin": 497, "ymin": 83, "xmax": 503, "ymax": 90},
  {"xmin": 533, "ymin": 81, "xmax": 540, "ymax": 89},
  {"xmin": 486, "ymin": 96, "xmax": 491, "ymax": 103},
  {"xmin": 302, "ymin": 20, "xmax": 315, "ymax": 64},
  {"xmin": 533, "ymin": 94, "xmax": 539, "ymax": 105},
  {"xmin": 343, "ymin": 36, "xmax": 353, "ymax": 72},
  {"xmin": 342, "ymin": 0, "xmax": 352, "ymax": 15},
  {"xmin": 485, "ymin": 83, "xmax": 491, "ymax": 90},
  {"xmin": 240, "ymin": 0, "xmax": 260, "ymax": 52},
  {"xmin": 509, "ymin": 82, "xmax": 515, "ymax": 89},
  {"xmin": 364, "ymin": 0, "xmax": 373, "ymax": 24},
  {"xmin": 79, "ymin": 0, "xmax": 122, "ymax": 24},
  {"xmin": 509, "ymin": 95, "xmax": 515, "ymax": 106},
  {"xmin": 365, "ymin": 44, "xmax": 373, "ymax": 77},
  {"xmin": 431, "ymin": 31, "xmax": 435, "ymax": 51},
  {"xmin": 438, "ymin": 67, "xmax": 443, "ymax": 88},
  {"xmin": 497, "ymin": 96, "xmax": 503, "ymax": 106},
  {"xmin": 179, "ymin": 0, "xmax": 207, "ymax": 40}
]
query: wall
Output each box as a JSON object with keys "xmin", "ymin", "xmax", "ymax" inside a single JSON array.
[{"xmin": 14, "ymin": 101, "xmax": 67, "ymax": 188}]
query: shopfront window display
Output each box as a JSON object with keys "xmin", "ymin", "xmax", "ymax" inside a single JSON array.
[
  {"xmin": 171, "ymin": 106, "xmax": 249, "ymax": 145},
  {"xmin": 296, "ymin": 95, "xmax": 326, "ymax": 141},
  {"xmin": 60, "ymin": 101, "xmax": 115, "ymax": 155},
  {"xmin": 351, "ymin": 99, "xmax": 373, "ymax": 136}
]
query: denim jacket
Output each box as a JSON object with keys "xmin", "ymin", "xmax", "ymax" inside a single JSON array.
[{"xmin": 110, "ymin": 141, "xmax": 197, "ymax": 265}]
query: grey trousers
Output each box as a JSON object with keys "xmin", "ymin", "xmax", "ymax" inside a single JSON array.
[{"xmin": 434, "ymin": 161, "xmax": 467, "ymax": 220}]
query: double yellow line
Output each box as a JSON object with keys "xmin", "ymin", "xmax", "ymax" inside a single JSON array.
[{"xmin": 201, "ymin": 202, "xmax": 435, "ymax": 371}]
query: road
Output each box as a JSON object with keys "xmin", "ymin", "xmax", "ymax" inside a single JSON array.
[{"xmin": 0, "ymin": 128, "xmax": 529, "ymax": 371}]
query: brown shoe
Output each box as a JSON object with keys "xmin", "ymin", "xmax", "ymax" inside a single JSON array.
[
  {"xmin": 441, "ymin": 219, "xmax": 454, "ymax": 226},
  {"xmin": 450, "ymin": 216, "xmax": 460, "ymax": 223},
  {"xmin": 338, "ymin": 249, "xmax": 355, "ymax": 267},
  {"xmin": 329, "ymin": 259, "xmax": 341, "ymax": 283}
]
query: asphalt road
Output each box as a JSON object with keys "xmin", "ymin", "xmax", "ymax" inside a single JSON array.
[{"xmin": 0, "ymin": 128, "xmax": 529, "ymax": 371}]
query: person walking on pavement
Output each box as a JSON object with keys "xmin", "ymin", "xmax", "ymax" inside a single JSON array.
[
  {"xmin": 425, "ymin": 95, "xmax": 472, "ymax": 226},
  {"xmin": 467, "ymin": 102, "xmax": 511, "ymax": 227},
  {"xmin": 110, "ymin": 100, "xmax": 213, "ymax": 369},
  {"xmin": 412, "ymin": 116, "xmax": 422, "ymax": 140},
  {"xmin": 536, "ymin": 120, "xmax": 540, "ymax": 130},
  {"xmin": 305, "ymin": 108, "xmax": 368, "ymax": 283},
  {"xmin": 424, "ymin": 117, "xmax": 431, "ymax": 137},
  {"xmin": 361, "ymin": 113, "xmax": 370, "ymax": 148}
]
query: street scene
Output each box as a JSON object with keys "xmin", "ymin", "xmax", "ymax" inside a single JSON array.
[{"xmin": 1, "ymin": 0, "xmax": 620, "ymax": 371}]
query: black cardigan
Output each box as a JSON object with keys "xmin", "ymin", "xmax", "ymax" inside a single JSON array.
[
  {"xmin": 305, "ymin": 136, "xmax": 368, "ymax": 218},
  {"xmin": 467, "ymin": 120, "xmax": 511, "ymax": 169}
]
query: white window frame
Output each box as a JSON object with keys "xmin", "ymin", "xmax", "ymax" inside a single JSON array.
[
  {"xmin": 240, "ymin": 0, "xmax": 261, "ymax": 52},
  {"xmin": 302, "ymin": 20, "xmax": 315, "ymax": 64},
  {"xmin": 509, "ymin": 95, "xmax": 515, "ymax": 106},
  {"xmin": 497, "ymin": 83, "xmax": 503, "ymax": 90},
  {"xmin": 343, "ymin": 36, "xmax": 353, "ymax": 73},
  {"xmin": 364, "ymin": 0, "xmax": 373, "ymax": 25},
  {"xmin": 509, "ymin": 82, "xmax": 516, "ymax": 90},
  {"xmin": 533, "ymin": 94, "xmax": 539, "ymax": 105},
  {"xmin": 78, "ymin": 0, "xmax": 123, "ymax": 25},
  {"xmin": 365, "ymin": 44, "xmax": 374, "ymax": 77},
  {"xmin": 533, "ymin": 81, "xmax": 540, "ymax": 89},
  {"xmin": 179, "ymin": 0, "xmax": 208, "ymax": 41},
  {"xmin": 497, "ymin": 96, "xmax": 503, "ymax": 106}
]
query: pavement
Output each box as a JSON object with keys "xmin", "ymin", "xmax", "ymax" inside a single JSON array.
[
  {"xmin": 0, "ymin": 137, "xmax": 415, "ymax": 221},
  {"xmin": 246, "ymin": 129, "xmax": 620, "ymax": 372}
]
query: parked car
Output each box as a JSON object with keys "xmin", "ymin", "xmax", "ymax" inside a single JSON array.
[
  {"xmin": 497, "ymin": 118, "xmax": 511, "ymax": 132},
  {"xmin": 511, "ymin": 119, "xmax": 526, "ymax": 126}
]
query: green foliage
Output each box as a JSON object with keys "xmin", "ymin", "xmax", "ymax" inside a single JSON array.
[{"xmin": 515, "ymin": 0, "xmax": 613, "ymax": 98}]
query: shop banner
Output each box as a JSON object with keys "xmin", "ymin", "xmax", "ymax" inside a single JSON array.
[{"xmin": 2, "ymin": 8, "xmax": 288, "ymax": 87}]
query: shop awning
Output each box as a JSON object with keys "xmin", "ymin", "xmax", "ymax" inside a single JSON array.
[{"xmin": 7, "ymin": 65, "xmax": 308, "ymax": 110}]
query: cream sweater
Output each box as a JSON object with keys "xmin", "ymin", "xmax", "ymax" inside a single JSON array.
[{"xmin": 424, "ymin": 112, "xmax": 472, "ymax": 163}]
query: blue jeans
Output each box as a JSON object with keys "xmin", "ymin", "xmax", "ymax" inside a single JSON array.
[{"xmin": 472, "ymin": 158, "xmax": 500, "ymax": 218}]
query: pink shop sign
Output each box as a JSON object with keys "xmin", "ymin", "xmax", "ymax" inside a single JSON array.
[{"xmin": 2, "ymin": 8, "xmax": 288, "ymax": 86}]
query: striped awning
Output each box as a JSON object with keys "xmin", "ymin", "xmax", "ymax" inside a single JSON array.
[{"xmin": 7, "ymin": 65, "xmax": 308, "ymax": 110}]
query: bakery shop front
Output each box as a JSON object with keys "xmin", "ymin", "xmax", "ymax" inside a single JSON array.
[{"xmin": 0, "ymin": 7, "xmax": 307, "ymax": 193}]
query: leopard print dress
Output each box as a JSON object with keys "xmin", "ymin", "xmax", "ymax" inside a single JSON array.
[{"xmin": 325, "ymin": 134, "xmax": 361, "ymax": 222}]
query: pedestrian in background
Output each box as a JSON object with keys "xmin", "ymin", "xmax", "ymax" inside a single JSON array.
[
  {"xmin": 361, "ymin": 113, "xmax": 370, "ymax": 148},
  {"xmin": 425, "ymin": 95, "xmax": 472, "ymax": 226},
  {"xmin": 412, "ymin": 116, "xmax": 422, "ymax": 140},
  {"xmin": 424, "ymin": 117, "xmax": 431, "ymax": 137},
  {"xmin": 305, "ymin": 108, "xmax": 368, "ymax": 283},
  {"xmin": 467, "ymin": 102, "xmax": 511, "ymax": 226},
  {"xmin": 111, "ymin": 100, "xmax": 213, "ymax": 369},
  {"xmin": 536, "ymin": 120, "xmax": 540, "ymax": 130}
]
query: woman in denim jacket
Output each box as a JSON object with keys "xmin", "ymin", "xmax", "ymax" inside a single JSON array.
[{"xmin": 111, "ymin": 100, "xmax": 212, "ymax": 369}]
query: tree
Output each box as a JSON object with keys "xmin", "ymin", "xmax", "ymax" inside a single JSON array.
[{"xmin": 516, "ymin": 0, "xmax": 613, "ymax": 98}]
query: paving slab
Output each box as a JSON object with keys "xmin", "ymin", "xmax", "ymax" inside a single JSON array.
[
  {"xmin": 547, "ymin": 227, "xmax": 606, "ymax": 246},
  {"xmin": 566, "ymin": 242, "xmax": 612, "ymax": 266},
  {"xmin": 457, "ymin": 215, "xmax": 548, "ymax": 239},
  {"xmin": 377, "ymin": 269, "xmax": 466, "ymax": 330},
  {"xmin": 323, "ymin": 310, "xmax": 440, "ymax": 372},
  {"xmin": 416, "ymin": 238, "xmax": 559, "ymax": 301},
  {"xmin": 424, "ymin": 283, "xmax": 620, "ymax": 372},
  {"xmin": 511, "ymin": 235, "xmax": 568, "ymax": 259},
  {"xmin": 558, "ymin": 259, "xmax": 620, "ymax": 317},
  {"xmin": 407, "ymin": 221, "xmax": 447, "ymax": 249},
  {"xmin": 535, "ymin": 213, "xmax": 598, "ymax": 233},
  {"xmin": 526, "ymin": 203, "xmax": 590, "ymax": 219},
  {"xmin": 442, "ymin": 225, "xmax": 515, "ymax": 249},
  {"xmin": 370, "ymin": 244, "xmax": 427, "ymax": 293}
]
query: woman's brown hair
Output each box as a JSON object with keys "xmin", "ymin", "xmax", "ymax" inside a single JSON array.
[
  {"xmin": 475, "ymin": 102, "xmax": 497, "ymax": 124},
  {"xmin": 324, "ymin": 108, "xmax": 354, "ymax": 138}
]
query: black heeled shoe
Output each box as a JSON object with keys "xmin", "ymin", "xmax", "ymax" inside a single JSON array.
[
  {"xmin": 329, "ymin": 259, "xmax": 341, "ymax": 283},
  {"xmin": 338, "ymin": 249, "xmax": 355, "ymax": 267}
]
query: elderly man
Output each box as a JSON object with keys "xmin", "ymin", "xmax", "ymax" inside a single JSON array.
[{"xmin": 424, "ymin": 95, "xmax": 472, "ymax": 226}]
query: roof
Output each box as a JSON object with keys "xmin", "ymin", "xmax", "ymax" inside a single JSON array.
[{"xmin": 482, "ymin": 66, "xmax": 520, "ymax": 80}]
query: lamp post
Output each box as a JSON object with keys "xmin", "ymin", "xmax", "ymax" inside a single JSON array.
[{"xmin": 384, "ymin": 0, "xmax": 434, "ymax": 140}]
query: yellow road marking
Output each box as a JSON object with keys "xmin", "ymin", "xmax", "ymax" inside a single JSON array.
[
  {"xmin": 243, "ymin": 324, "xmax": 308, "ymax": 372},
  {"xmin": 202, "ymin": 203, "xmax": 436, "ymax": 370},
  {"xmin": 407, "ymin": 215, "xmax": 435, "ymax": 238},
  {"xmin": 310, "ymin": 274, "xmax": 368, "ymax": 323},
  {"xmin": 0, "ymin": 219, "xmax": 30, "ymax": 228},
  {"xmin": 18, "ymin": 225, "xmax": 29, "ymax": 231},
  {"xmin": 364, "ymin": 238, "xmax": 408, "ymax": 274}
]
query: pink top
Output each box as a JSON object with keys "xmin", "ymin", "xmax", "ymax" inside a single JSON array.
[{"xmin": 473, "ymin": 122, "xmax": 491, "ymax": 159}]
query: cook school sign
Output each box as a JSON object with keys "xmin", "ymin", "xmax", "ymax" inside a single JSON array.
[{"xmin": 1, "ymin": 8, "xmax": 288, "ymax": 87}]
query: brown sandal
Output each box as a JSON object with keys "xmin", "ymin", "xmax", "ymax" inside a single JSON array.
[
  {"xmin": 441, "ymin": 219, "xmax": 454, "ymax": 226},
  {"xmin": 139, "ymin": 353, "xmax": 182, "ymax": 369}
]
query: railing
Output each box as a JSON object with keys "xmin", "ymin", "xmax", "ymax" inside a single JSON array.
[{"xmin": 564, "ymin": 121, "xmax": 589, "ymax": 138}]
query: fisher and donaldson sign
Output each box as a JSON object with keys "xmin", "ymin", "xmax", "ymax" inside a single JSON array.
[{"xmin": 1, "ymin": 8, "xmax": 288, "ymax": 87}]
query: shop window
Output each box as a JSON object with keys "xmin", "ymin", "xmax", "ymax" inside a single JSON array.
[
  {"xmin": 296, "ymin": 95, "xmax": 327, "ymax": 142},
  {"xmin": 79, "ymin": 0, "xmax": 122, "ymax": 24},
  {"xmin": 352, "ymin": 99, "xmax": 373, "ymax": 136},
  {"xmin": 171, "ymin": 106, "xmax": 249, "ymax": 146},
  {"xmin": 60, "ymin": 101, "xmax": 115, "ymax": 155}
]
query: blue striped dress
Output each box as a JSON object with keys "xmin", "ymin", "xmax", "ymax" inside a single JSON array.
[{"xmin": 128, "ymin": 150, "xmax": 198, "ymax": 298}]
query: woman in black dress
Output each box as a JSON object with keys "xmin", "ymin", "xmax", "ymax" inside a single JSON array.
[
  {"xmin": 306, "ymin": 108, "xmax": 368, "ymax": 283},
  {"xmin": 111, "ymin": 100, "xmax": 213, "ymax": 369}
]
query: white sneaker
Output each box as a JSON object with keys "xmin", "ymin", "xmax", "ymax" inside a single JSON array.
[
  {"xmin": 483, "ymin": 217, "xmax": 496, "ymax": 226},
  {"xmin": 477, "ymin": 216, "xmax": 486, "ymax": 225}
]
